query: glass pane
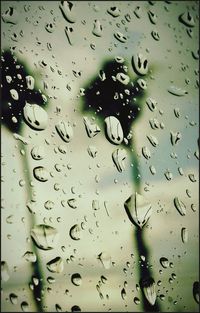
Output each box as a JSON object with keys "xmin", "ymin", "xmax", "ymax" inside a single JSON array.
[{"xmin": 1, "ymin": 1, "xmax": 199, "ymax": 312}]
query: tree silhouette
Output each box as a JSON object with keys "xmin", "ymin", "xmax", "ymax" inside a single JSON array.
[
  {"xmin": 1, "ymin": 50, "xmax": 46, "ymax": 312},
  {"xmin": 82, "ymin": 57, "xmax": 160, "ymax": 312}
]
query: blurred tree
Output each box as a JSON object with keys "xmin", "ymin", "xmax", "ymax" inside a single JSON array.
[
  {"xmin": 1, "ymin": 50, "xmax": 46, "ymax": 312},
  {"xmin": 82, "ymin": 57, "xmax": 160, "ymax": 312}
]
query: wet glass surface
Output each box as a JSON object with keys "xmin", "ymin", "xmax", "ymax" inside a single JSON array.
[{"xmin": 1, "ymin": 1, "xmax": 199, "ymax": 312}]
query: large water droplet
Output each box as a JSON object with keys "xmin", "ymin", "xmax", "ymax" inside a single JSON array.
[
  {"xmin": 9, "ymin": 293, "xmax": 18, "ymax": 305},
  {"xmin": 124, "ymin": 192, "xmax": 152, "ymax": 228},
  {"xmin": 23, "ymin": 251, "xmax": 37, "ymax": 262},
  {"xmin": 55, "ymin": 120, "xmax": 73, "ymax": 143},
  {"xmin": 181, "ymin": 227, "xmax": 188, "ymax": 243},
  {"xmin": 31, "ymin": 224, "xmax": 59, "ymax": 250},
  {"xmin": 140, "ymin": 277, "xmax": 156, "ymax": 306},
  {"xmin": 83, "ymin": 117, "xmax": 101, "ymax": 138},
  {"xmin": 104, "ymin": 116, "xmax": 124, "ymax": 145},
  {"xmin": 23, "ymin": 102, "xmax": 48, "ymax": 131}
]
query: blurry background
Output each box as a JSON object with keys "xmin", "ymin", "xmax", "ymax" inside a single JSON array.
[{"xmin": 1, "ymin": 1, "xmax": 199, "ymax": 312}]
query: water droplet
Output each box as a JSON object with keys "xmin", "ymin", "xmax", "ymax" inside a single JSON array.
[
  {"xmin": 181, "ymin": 227, "xmax": 188, "ymax": 243},
  {"xmin": 87, "ymin": 146, "xmax": 97, "ymax": 158},
  {"xmin": 21, "ymin": 301, "xmax": 29, "ymax": 312},
  {"xmin": 134, "ymin": 6, "xmax": 142, "ymax": 19},
  {"xmin": 105, "ymin": 116, "xmax": 124, "ymax": 145},
  {"xmin": 174, "ymin": 197, "xmax": 186, "ymax": 216},
  {"xmin": 59, "ymin": 1, "xmax": 76, "ymax": 23},
  {"xmin": 44, "ymin": 200, "xmax": 54, "ymax": 210},
  {"xmin": 168, "ymin": 86, "xmax": 187, "ymax": 96},
  {"xmin": 69, "ymin": 224, "xmax": 81, "ymax": 240},
  {"xmin": 9, "ymin": 293, "xmax": 18, "ymax": 305},
  {"xmin": 46, "ymin": 257, "xmax": 64, "ymax": 273},
  {"xmin": 132, "ymin": 53, "xmax": 148, "ymax": 76},
  {"xmin": 31, "ymin": 146, "xmax": 45, "ymax": 160},
  {"xmin": 140, "ymin": 277, "xmax": 156, "ymax": 306},
  {"xmin": 112, "ymin": 148, "xmax": 127, "ymax": 172},
  {"xmin": 142, "ymin": 146, "xmax": 151, "ymax": 160},
  {"xmin": 107, "ymin": 6, "xmax": 121, "ymax": 17},
  {"xmin": 25, "ymin": 75, "xmax": 35, "ymax": 90},
  {"xmin": 124, "ymin": 192, "xmax": 152, "ymax": 228},
  {"xmin": 23, "ymin": 251, "xmax": 37, "ymax": 262},
  {"xmin": 55, "ymin": 304, "xmax": 62, "ymax": 312},
  {"xmin": 55, "ymin": 120, "xmax": 73, "ymax": 143},
  {"xmin": 160, "ymin": 257, "xmax": 169, "ymax": 269},
  {"xmin": 101, "ymin": 275, "xmax": 107, "ymax": 284},
  {"xmin": 151, "ymin": 29, "xmax": 160, "ymax": 41},
  {"xmin": 31, "ymin": 224, "xmax": 59, "ymax": 250},
  {"xmin": 114, "ymin": 31, "xmax": 127, "ymax": 43},
  {"xmin": 45, "ymin": 22, "xmax": 56, "ymax": 33},
  {"xmin": 67, "ymin": 198, "xmax": 77, "ymax": 209},
  {"xmin": 92, "ymin": 20, "xmax": 103, "ymax": 37},
  {"xmin": 83, "ymin": 117, "xmax": 100, "ymax": 138},
  {"xmin": 134, "ymin": 297, "xmax": 140, "ymax": 305},
  {"xmin": 23, "ymin": 103, "xmax": 48, "ymax": 131},
  {"xmin": 147, "ymin": 135, "xmax": 159, "ymax": 147},
  {"xmin": 71, "ymin": 305, "xmax": 81, "ymax": 312},
  {"xmin": 149, "ymin": 165, "xmax": 156, "ymax": 175},
  {"xmin": 188, "ymin": 173, "xmax": 197, "ymax": 182},
  {"xmin": 2, "ymin": 6, "xmax": 18, "ymax": 24},
  {"xmin": 121, "ymin": 288, "xmax": 127, "ymax": 300},
  {"xmin": 98, "ymin": 252, "xmax": 111, "ymax": 269},
  {"xmin": 170, "ymin": 131, "xmax": 182, "ymax": 145},
  {"xmin": 33, "ymin": 166, "xmax": 49, "ymax": 182},
  {"xmin": 71, "ymin": 273, "xmax": 82, "ymax": 286},
  {"xmin": 1, "ymin": 261, "xmax": 10, "ymax": 281},
  {"xmin": 10, "ymin": 89, "xmax": 19, "ymax": 100},
  {"xmin": 148, "ymin": 10, "xmax": 157, "ymax": 24},
  {"xmin": 179, "ymin": 11, "xmax": 195, "ymax": 27},
  {"xmin": 193, "ymin": 281, "xmax": 199, "ymax": 304},
  {"xmin": 164, "ymin": 169, "xmax": 173, "ymax": 181}
]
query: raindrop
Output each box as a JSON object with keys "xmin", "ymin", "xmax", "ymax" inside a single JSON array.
[
  {"xmin": 71, "ymin": 273, "xmax": 82, "ymax": 286},
  {"xmin": 46, "ymin": 257, "xmax": 64, "ymax": 273},
  {"xmin": 67, "ymin": 198, "xmax": 77, "ymax": 209},
  {"xmin": 69, "ymin": 224, "xmax": 81, "ymax": 240},
  {"xmin": 170, "ymin": 131, "xmax": 182, "ymax": 145},
  {"xmin": 2, "ymin": 6, "xmax": 18, "ymax": 24},
  {"xmin": 55, "ymin": 304, "xmax": 62, "ymax": 312},
  {"xmin": 112, "ymin": 148, "xmax": 127, "ymax": 172},
  {"xmin": 55, "ymin": 120, "xmax": 73, "ymax": 143},
  {"xmin": 181, "ymin": 227, "xmax": 188, "ymax": 243},
  {"xmin": 188, "ymin": 173, "xmax": 196, "ymax": 182},
  {"xmin": 193, "ymin": 281, "xmax": 199, "ymax": 304},
  {"xmin": 134, "ymin": 297, "xmax": 140, "ymax": 305},
  {"xmin": 160, "ymin": 257, "xmax": 169, "ymax": 269},
  {"xmin": 23, "ymin": 251, "xmax": 37, "ymax": 262},
  {"xmin": 142, "ymin": 146, "xmax": 151, "ymax": 160},
  {"xmin": 23, "ymin": 102, "xmax": 48, "ymax": 131},
  {"xmin": 87, "ymin": 145, "xmax": 97, "ymax": 158},
  {"xmin": 104, "ymin": 116, "xmax": 124, "ymax": 145},
  {"xmin": 179, "ymin": 11, "xmax": 195, "ymax": 27},
  {"xmin": 10, "ymin": 89, "xmax": 19, "ymax": 100},
  {"xmin": 114, "ymin": 31, "xmax": 127, "ymax": 43},
  {"xmin": 33, "ymin": 166, "xmax": 49, "ymax": 182},
  {"xmin": 92, "ymin": 20, "xmax": 103, "ymax": 37},
  {"xmin": 9, "ymin": 293, "xmax": 18, "ymax": 305},
  {"xmin": 107, "ymin": 6, "xmax": 121, "ymax": 17},
  {"xmin": 31, "ymin": 146, "xmax": 45, "ymax": 160},
  {"xmin": 140, "ymin": 277, "xmax": 156, "ymax": 306},
  {"xmin": 71, "ymin": 305, "xmax": 81, "ymax": 312},
  {"xmin": 44, "ymin": 200, "xmax": 54, "ymax": 210},
  {"xmin": 21, "ymin": 301, "xmax": 29, "ymax": 312},
  {"xmin": 25, "ymin": 75, "xmax": 35, "ymax": 90},
  {"xmin": 59, "ymin": 0, "xmax": 76, "ymax": 23},
  {"xmin": 167, "ymin": 86, "xmax": 187, "ymax": 96},
  {"xmin": 124, "ymin": 192, "xmax": 152, "ymax": 228},
  {"xmin": 151, "ymin": 30, "xmax": 160, "ymax": 41},
  {"xmin": 148, "ymin": 10, "xmax": 157, "ymax": 24},
  {"xmin": 83, "ymin": 117, "xmax": 101, "ymax": 138},
  {"xmin": 1, "ymin": 261, "xmax": 10, "ymax": 281},
  {"xmin": 174, "ymin": 197, "xmax": 186, "ymax": 216},
  {"xmin": 98, "ymin": 252, "xmax": 111, "ymax": 269},
  {"xmin": 31, "ymin": 224, "xmax": 59, "ymax": 250},
  {"xmin": 132, "ymin": 53, "xmax": 148, "ymax": 76},
  {"xmin": 147, "ymin": 135, "xmax": 159, "ymax": 147},
  {"xmin": 121, "ymin": 288, "xmax": 127, "ymax": 300}
]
